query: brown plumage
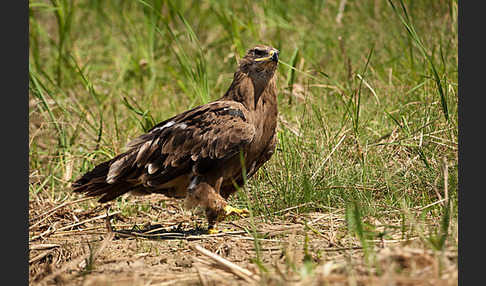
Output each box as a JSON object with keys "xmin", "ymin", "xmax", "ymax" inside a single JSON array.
[{"xmin": 72, "ymin": 45, "xmax": 279, "ymax": 232}]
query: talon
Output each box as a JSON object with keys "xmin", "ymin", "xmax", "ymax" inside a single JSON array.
[
  {"xmin": 207, "ymin": 226, "xmax": 238, "ymax": 234},
  {"xmin": 208, "ymin": 227, "xmax": 220, "ymax": 234},
  {"xmin": 224, "ymin": 205, "xmax": 250, "ymax": 217}
]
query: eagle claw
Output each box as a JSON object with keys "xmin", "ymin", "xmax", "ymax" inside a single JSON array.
[
  {"xmin": 207, "ymin": 225, "xmax": 239, "ymax": 234},
  {"xmin": 207, "ymin": 227, "xmax": 220, "ymax": 234},
  {"xmin": 224, "ymin": 205, "xmax": 250, "ymax": 217}
]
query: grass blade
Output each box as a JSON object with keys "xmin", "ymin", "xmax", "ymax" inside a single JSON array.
[
  {"xmin": 286, "ymin": 47, "xmax": 299, "ymax": 105},
  {"xmin": 388, "ymin": 0, "xmax": 449, "ymax": 122}
]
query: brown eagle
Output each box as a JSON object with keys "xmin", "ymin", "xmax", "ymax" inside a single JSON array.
[{"xmin": 72, "ymin": 45, "xmax": 279, "ymax": 233}]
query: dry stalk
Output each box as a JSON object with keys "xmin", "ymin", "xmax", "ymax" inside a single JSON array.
[
  {"xmin": 417, "ymin": 199, "xmax": 447, "ymax": 211},
  {"xmin": 29, "ymin": 197, "xmax": 93, "ymax": 224},
  {"xmin": 30, "ymin": 243, "xmax": 60, "ymax": 251},
  {"xmin": 29, "ymin": 211, "xmax": 120, "ymax": 242},
  {"xmin": 443, "ymin": 157, "xmax": 449, "ymax": 204},
  {"xmin": 311, "ymin": 134, "xmax": 346, "ymax": 180},
  {"xmin": 29, "ymin": 250, "xmax": 55, "ymax": 264},
  {"xmin": 237, "ymin": 202, "xmax": 316, "ymax": 223},
  {"xmin": 194, "ymin": 264, "xmax": 209, "ymax": 286},
  {"xmin": 336, "ymin": 0, "xmax": 348, "ymax": 24},
  {"xmin": 278, "ymin": 115, "xmax": 301, "ymax": 137},
  {"xmin": 56, "ymin": 211, "xmax": 121, "ymax": 232},
  {"xmin": 29, "ymin": 223, "xmax": 58, "ymax": 241},
  {"xmin": 192, "ymin": 244, "xmax": 259, "ymax": 283}
]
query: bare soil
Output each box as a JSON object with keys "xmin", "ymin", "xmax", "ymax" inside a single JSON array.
[{"xmin": 29, "ymin": 194, "xmax": 457, "ymax": 286}]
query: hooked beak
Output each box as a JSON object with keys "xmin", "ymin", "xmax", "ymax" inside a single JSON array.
[
  {"xmin": 254, "ymin": 49, "xmax": 279, "ymax": 63},
  {"xmin": 271, "ymin": 50, "xmax": 279, "ymax": 62}
]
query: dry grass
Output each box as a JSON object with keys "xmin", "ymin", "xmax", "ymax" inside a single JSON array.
[{"xmin": 29, "ymin": 193, "xmax": 457, "ymax": 285}]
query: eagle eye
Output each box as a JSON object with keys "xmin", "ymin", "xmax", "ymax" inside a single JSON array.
[{"xmin": 254, "ymin": 49, "xmax": 266, "ymax": 57}]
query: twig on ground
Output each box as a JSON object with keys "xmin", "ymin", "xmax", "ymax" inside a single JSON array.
[
  {"xmin": 29, "ymin": 250, "xmax": 55, "ymax": 264},
  {"xmin": 56, "ymin": 211, "xmax": 121, "ymax": 232},
  {"xmin": 192, "ymin": 244, "xmax": 259, "ymax": 283},
  {"xmin": 29, "ymin": 211, "xmax": 120, "ymax": 242},
  {"xmin": 30, "ymin": 197, "xmax": 93, "ymax": 224},
  {"xmin": 416, "ymin": 199, "xmax": 447, "ymax": 211},
  {"xmin": 30, "ymin": 243, "xmax": 60, "ymax": 251}
]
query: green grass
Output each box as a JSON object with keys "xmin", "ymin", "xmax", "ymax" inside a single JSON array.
[{"xmin": 29, "ymin": 0, "xmax": 457, "ymax": 282}]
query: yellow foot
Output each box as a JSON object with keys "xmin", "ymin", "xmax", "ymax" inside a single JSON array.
[
  {"xmin": 224, "ymin": 205, "xmax": 250, "ymax": 217},
  {"xmin": 207, "ymin": 226, "xmax": 239, "ymax": 234},
  {"xmin": 208, "ymin": 227, "xmax": 220, "ymax": 234}
]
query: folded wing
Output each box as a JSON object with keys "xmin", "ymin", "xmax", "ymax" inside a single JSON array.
[{"xmin": 73, "ymin": 101, "xmax": 255, "ymax": 202}]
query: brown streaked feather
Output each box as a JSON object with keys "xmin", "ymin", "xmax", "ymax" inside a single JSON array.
[
  {"xmin": 154, "ymin": 101, "xmax": 256, "ymax": 165},
  {"xmin": 73, "ymin": 101, "xmax": 256, "ymax": 200}
]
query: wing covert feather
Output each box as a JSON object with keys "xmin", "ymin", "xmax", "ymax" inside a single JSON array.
[{"xmin": 113, "ymin": 101, "xmax": 255, "ymax": 184}]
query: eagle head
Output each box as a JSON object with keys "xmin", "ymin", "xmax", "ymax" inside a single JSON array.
[{"xmin": 239, "ymin": 45, "xmax": 279, "ymax": 79}]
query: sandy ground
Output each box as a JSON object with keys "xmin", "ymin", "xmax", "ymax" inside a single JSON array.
[{"xmin": 29, "ymin": 194, "xmax": 457, "ymax": 285}]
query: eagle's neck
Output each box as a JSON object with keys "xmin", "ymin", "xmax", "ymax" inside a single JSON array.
[{"xmin": 221, "ymin": 71, "xmax": 277, "ymax": 112}]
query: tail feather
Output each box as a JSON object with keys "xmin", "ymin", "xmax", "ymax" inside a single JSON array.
[
  {"xmin": 72, "ymin": 157, "xmax": 134, "ymax": 203},
  {"xmin": 72, "ymin": 160, "xmax": 111, "ymax": 191},
  {"xmin": 97, "ymin": 183, "xmax": 134, "ymax": 203}
]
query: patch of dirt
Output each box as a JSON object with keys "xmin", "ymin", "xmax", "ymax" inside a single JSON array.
[{"xmin": 29, "ymin": 194, "xmax": 457, "ymax": 285}]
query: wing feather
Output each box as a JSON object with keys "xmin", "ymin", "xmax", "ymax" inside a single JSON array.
[{"xmin": 111, "ymin": 101, "xmax": 255, "ymax": 188}]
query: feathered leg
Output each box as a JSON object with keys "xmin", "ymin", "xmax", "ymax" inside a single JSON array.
[
  {"xmin": 184, "ymin": 176, "xmax": 249, "ymax": 233},
  {"xmin": 210, "ymin": 177, "xmax": 249, "ymax": 232}
]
